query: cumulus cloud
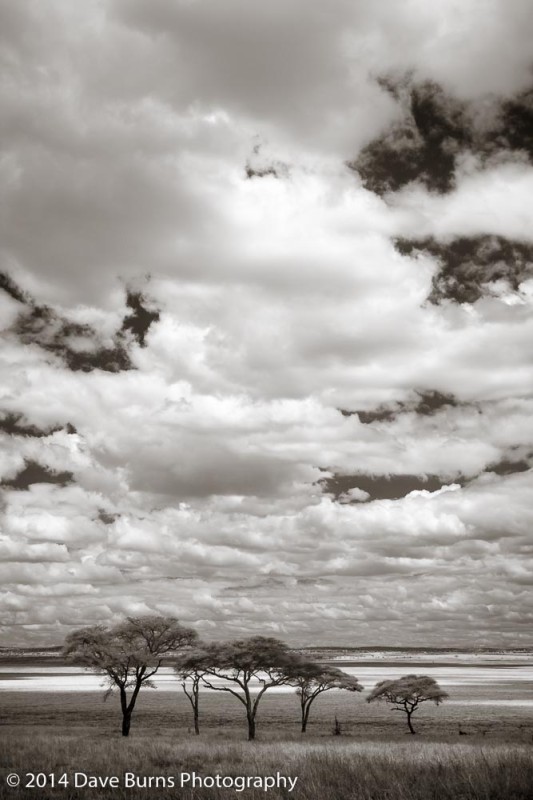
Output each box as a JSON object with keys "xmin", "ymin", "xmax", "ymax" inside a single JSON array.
[{"xmin": 0, "ymin": 0, "xmax": 532, "ymax": 646}]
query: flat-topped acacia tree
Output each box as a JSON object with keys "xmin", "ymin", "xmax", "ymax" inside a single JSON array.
[
  {"xmin": 63, "ymin": 615, "xmax": 198, "ymax": 736},
  {"xmin": 197, "ymin": 636, "xmax": 303, "ymax": 740},
  {"xmin": 287, "ymin": 662, "xmax": 363, "ymax": 732},
  {"xmin": 367, "ymin": 674, "xmax": 448, "ymax": 734}
]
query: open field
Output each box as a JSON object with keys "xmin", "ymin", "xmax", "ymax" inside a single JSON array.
[
  {"xmin": 1, "ymin": 732, "xmax": 533, "ymax": 800},
  {"xmin": 1, "ymin": 687, "xmax": 533, "ymax": 742},
  {"xmin": 1, "ymin": 655, "xmax": 532, "ymax": 798}
]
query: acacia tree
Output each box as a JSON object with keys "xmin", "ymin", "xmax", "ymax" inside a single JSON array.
[
  {"xmin": 367, "ymin": 674, "xmax": 448, "ymax": 734},
  {"xmin": 287, "ymin": 662, "xmax": 363, "ymax": 732},
  {"xmin": 198, "ymin": 636, "xmax": 302, "ymax": 740},
  {"xmin": 173, "ymin": 648, "xmax": 209, "ymax": 735},
  {"xmin": 63, "ymin": 615, "xmax": 197, "ymax": 736}
]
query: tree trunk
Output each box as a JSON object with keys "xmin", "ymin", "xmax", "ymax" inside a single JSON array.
[
  {"xmin": 119, "ymin": 680, "xmax": 141, "ymax": 737},
  {"xmin": 194, "ymin": 706, "xmax": 200, "ymax": 735},
  {"xmin": 122, "ymin": 712, "xmax": 132, "ymax": 737},
  {"xmin": 119, "ymin": 686, "xmax": 131, "ymax": 737},
  {"xmin": 301, "ymin": 704, "xmax": 310, "ymax": 733},
  {"xmin": 247, "ymin": 713, "xmax": 256, "ymax": 741},
  {"xmin": 406, "ymin": 711, "xmax": 416, "ymax": 735}
]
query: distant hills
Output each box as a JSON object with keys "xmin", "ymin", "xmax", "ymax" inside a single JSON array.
[
  {"xmin": 0, "ymin": 646, "xmax": 63, "ymax": 658},
  {"xmin": 1, "ymin": 644, "xmax": 532, "ymax": 660},
  {"xmin": 297, "ymin": 646, "xmax": 533, "ymax": 654}
]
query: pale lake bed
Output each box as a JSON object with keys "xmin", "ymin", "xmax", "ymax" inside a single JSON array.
[{"xmin": 1, "ymin": 653, "xmax": 532, "ymax": 742}]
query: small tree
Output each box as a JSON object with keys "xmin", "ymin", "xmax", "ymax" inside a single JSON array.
[
  {"xmin": 198, "ymin": 636, "xmax": 302, "ymax": 740},
  {"xmin": 63, "ymin": 615, "xmax": 197, "ymax": 736},
  {"xmin": 173, "ymin": 648, "xmax": 209, "ymax": 735},
  {"xmin": 367, "ymin": 674, "xmax": 448, "ymax": 734},
  {"xmin": 288, "ymin": 662, "xmax": 363, "ymax": 732}
]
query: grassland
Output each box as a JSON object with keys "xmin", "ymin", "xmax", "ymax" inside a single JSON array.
[
  {"xmin": 2, "ymin": 731, "xmax": 533, "ymax": 800},
  {"xmin": 1, "ymin": 686, "xmax": 533, "ymax": 799},
  {"xmin": 2, "ymin": 682, "xmax": 532, "ymax": 740}
]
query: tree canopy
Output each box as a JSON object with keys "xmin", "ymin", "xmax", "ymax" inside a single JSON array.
[
  {"xmin": 367, "ymin": 674, "xmax": 448, "ymax": 734},
  {"xmin": 63, "ymin": 615, "xmax": 197, "ymax": 736},
  {"xmin": 287, "ymin": 662, "xmax": 363, "ymax": 731},
  {"xmin": 196, "ymin": 636, "xmax": 303, "ymax": 739}
]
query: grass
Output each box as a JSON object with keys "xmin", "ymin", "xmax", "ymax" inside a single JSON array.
[
  {"xmin": 2, "ymin": 686, "xmax": 532, "ymax": 741},
  {"xmin": 1, "ymin": 732, "xmax": 533, "ymax": 800},
  {"xmin": 1, "ymin": 681, "xmax": 533, "ymax": 799}
]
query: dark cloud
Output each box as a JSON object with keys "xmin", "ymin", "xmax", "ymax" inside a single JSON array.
[
  {"xmin": 14, "ymin": 304, "xmax": 133, "ymax": 372},
  {"xmin": 1, "ymin": 460, "xmax": 74, "ymax": 490},
  {"xmin": 127, "ymin": 439, "xmax": 306, "ymax": 499},
  {"xmin": 321, "ymin": 472, "xmax": 452, "ymax": 502},
  {"xmin": 244, "ymin": 142, "xmax": 290, "ymax": 180},
  {"xmin": 412, "ymin": 391, "xmax": 458, "ymax": 415},
  {"xmin": 0, "ymin": 413, "xmax": 62, "ymax": 438},
  {"xmin": 245, "ymin": 164, "xmax": 281, "ymax": 179},
  {"xmin": 0, "ymin": 272, "xmax": 32, "ymax": 305},
  {"xmin": 485, "ymin": 458, "xmax": 531, "ymax": 476},
  {"xmin": 395, "ymin": 235, "xmax": 533, "ymax": 304},
  {"xmin": 340, "ymin": 407, "xmax": 397, "ymax": 424},
  {"xmin": 349, "ymin": 80, "xmax": 471, "ymax": 195},
  {"xmin": 491, "ymin": 88, "xmax": 533, "ymax": 161},
  {"xmin": 350, "ymin": 78, "xmax": 533, "ymax": 196},
  {"xmin": 120, "ymin": 290, "xmax": 160, "ymax": 347},
  {"xmin": 98, "ymin": 510, "xmax": 119, "ymax": 525},
  {"xmin": 1, "ymin": 273, "xmax": 161, "ymax": 371},
  {"xmin": 340, "ymin": 390, "xmax": 459, "ymax": 424},
  {"xmin": 112, "ymin": 0, "xmax": 357, "ymax": 139}
]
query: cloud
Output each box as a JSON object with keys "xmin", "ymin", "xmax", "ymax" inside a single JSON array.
[
  {"xmin": 337, "ymin": 487, "xmax": 371, "ymax": 504},
  {"xmin": 0, "ymin": 0, "xmax": 532, "ymax": 647},
  {"xmin": 395, "ymin": 235, "xmax": 533, "ymax": 304},
  {"xmin": 0, "ymin": 273, "xmax": 162, "ymax": 373},
  {"xmin": 350, "ymin": 78, "xmax": 533, "ymax": 197}
]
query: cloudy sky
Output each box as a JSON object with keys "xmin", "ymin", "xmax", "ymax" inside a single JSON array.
[{"xmin": 1, "ymin": 0, "xmax": 533, "ymax": 648}]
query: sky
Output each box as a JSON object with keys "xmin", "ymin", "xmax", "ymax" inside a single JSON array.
[{"xmin": 1, "ymin": 0, "xmax": 532, "ymax": 648}]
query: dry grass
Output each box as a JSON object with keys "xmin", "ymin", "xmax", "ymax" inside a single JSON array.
[
  {"xmin": 1, "ymin": 682, "xmax": 533, "ymax": 799},
  {"xmin": 2, "ymin": 687, "xmax": 532, "ymax": 742},
  {"xmin": 1, "ymin": 732, "xmax": 532, "ymax": 800}
]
